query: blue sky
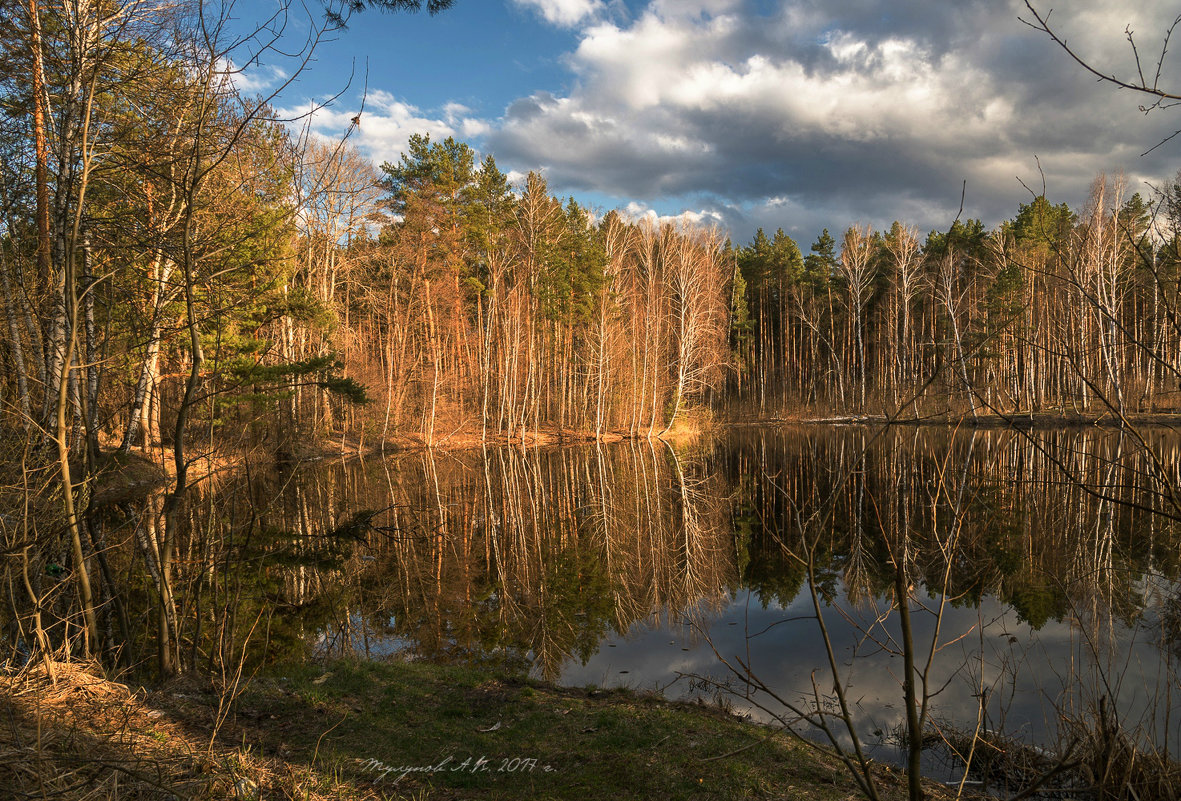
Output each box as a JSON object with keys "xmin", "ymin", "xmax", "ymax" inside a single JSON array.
[
  {"xmin": 248, "ymin": 1, "xmax": 582, "ymax": 126},
  {"xmin": 232, "ymin": 0, "xmax": 1181, "ymax": 246}
]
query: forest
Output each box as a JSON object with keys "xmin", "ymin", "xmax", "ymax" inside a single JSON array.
[
  {"xmin": 5, "ymin": 0, "xmax": 1181, "ymax": 465},
  {"xmin": 7, "ymin": 3, "xmax": 1181, "ymax": 800},
  {"xmin": 4, "ymin": 0, "xmax": 1181, "ymax": 694},
  {"xmin": 731, "ymin": 183, "xmax": 1181, "ymax": 418}
]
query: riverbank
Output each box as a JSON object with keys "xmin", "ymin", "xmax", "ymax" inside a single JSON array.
[
  {"xmin": 271, "ymin": 416, "xmax": 712, "ymax": 469},
  {"xmin": 0, "ymin": 657, "xmax": 948, "ymax": 800},
  {"xmin": 330, "ymin": 408, "xmax": 1181, "ymax": 464},
  {"xmin": 731, "ymin": 409, "xmax": 1181, "ymax": 429},
  {"xmin": 89, "ymin": 405, "xmax": 1178, "ymax": 508}
]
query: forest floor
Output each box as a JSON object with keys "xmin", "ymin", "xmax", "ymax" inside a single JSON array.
[
  {"xmin": 284, "ymin": 419, "xmax": 710, "ymax": 467},
  {"xmin": 0, "ymin": 657, "xmax": 955, "ymax": 801}
]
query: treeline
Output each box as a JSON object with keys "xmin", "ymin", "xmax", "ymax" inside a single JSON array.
[
  {"xmin": 5, "ymin": 0, "xmax": 1181, "ymax": 682},
  {"xmin": 731, "ymin": 176, "xmax": 1181, "ymax": 417},
  {"xmin": 0, "ymin": 0, "xmax": 730, "ymax": 675},
  {"xmin": 0, "ymin": 0, "xmax": 731, "ymax": 461},
  {"xmin": 5, "ymin": 0, "xmax": 1181, "ymax": 464},
  {"xmin": 347, "ymin": 136, "xmax": 730, "ymax": 445}
]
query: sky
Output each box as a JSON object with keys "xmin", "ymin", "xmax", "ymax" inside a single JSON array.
[{"xmin": 233, "ymin": 0, "xmax": 1181, "ymax": 246}]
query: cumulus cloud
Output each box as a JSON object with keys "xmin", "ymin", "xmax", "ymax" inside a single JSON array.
[
  {"xmin": 512, "ymin": 0, "xmax": 605, "ymax": 28},
  {"xmin": 485, "ymin": 0, "xmax": 1181, "ymax": 237},
  {"xmin": 620, "ymin": 200, "xmax": 727, "ymax": 227},
  {"xmin": 279, "ymin": 89, "xmax": 488, "ymax": 168},
  {"xmin": 220, "ymin": 58, "xmax": 289, "ymax": 96}
]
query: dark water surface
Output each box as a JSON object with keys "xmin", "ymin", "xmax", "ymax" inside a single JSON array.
[{"xmin": 237, "ymin": 426, "xmax": 1181, "ymax": 776}]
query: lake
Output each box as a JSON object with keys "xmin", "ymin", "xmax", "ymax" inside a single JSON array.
[{"xmin": 226, "ymin": 425, "xmax": 1181, "ymax": 787}]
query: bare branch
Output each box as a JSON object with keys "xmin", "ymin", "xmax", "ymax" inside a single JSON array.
[{"xmin": 1020, "ymin": 1, "xmax": 1181, "ymax": 103}]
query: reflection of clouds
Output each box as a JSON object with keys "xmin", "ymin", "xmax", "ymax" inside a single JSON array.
[
  {"xmin": 272, "ymin": 427, "xmax": 1181, "ymax": 762},
  {"xmin": 560, "ymin": 589, "xmax": 1181, "ymax": 758}
]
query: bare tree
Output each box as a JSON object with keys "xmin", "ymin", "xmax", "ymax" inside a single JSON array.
[
  {"xmin": 887, "ymin": 224, "xmax": 924, "ymax": 402},
  {"xmin": 1021, "ymin": 1, "xmax": 1181, "ymax": 152},
  {"xmin": 838, "ymin": 225, "xmax": 876, "ymax": 411}
]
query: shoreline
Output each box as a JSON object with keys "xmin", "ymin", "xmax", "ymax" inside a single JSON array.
[
  {"xmin": 725, "ymin": 410, "xmax": 1181, "ymax": 430},
  {"xmin": 0, "ymin": 657, "xmax": 950, "ymax": 801},
  {"xmin": 88, "ymin": 410, "xmax": 1181, "ymax": 503}
]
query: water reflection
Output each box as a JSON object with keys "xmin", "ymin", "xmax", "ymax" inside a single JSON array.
[
  {"xmin": 252, "ymin": 441, "xmax": 733, "ymax": 679},
  {"xmin": 232, "ymin": 426, "xmax": 1181, "ymax": 768}
]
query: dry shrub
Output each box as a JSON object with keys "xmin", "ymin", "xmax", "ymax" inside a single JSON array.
[
  {"xmin": 929, "ymin": 701, "xmax": 1181, "ymax": 801},
  {"xmin": 1063, "ymin": 699, "xmax": 1181, "ymax": 801}
]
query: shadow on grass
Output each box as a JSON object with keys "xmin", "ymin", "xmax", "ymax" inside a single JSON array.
[{"xmin": 1, "ymin": 658, "xmax": 934, "ymax": 800}]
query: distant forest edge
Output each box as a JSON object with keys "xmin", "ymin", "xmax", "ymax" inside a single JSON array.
[
  {"xmin": 729, "ymin": 181, "xmax": 1175, "ymax": 422},
  {"xmin": 7, "ymin": 115, "xmax": 1179, "ymax": 454},
  {"xmin": 4, "ymin": 0, "xmax": 1181, "ymax": 457}
]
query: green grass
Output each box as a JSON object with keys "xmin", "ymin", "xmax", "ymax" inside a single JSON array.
[{"xmin": 216, "ymin": 657, "xmax": 884, "ymax": 800}]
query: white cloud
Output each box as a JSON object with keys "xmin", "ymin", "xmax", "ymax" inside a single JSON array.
[
  {"xmin": 279, "ymin": 91, "xmax": 464, "ymax": 167},
  {"xmin": 621, "ymin": 201, "xmax": 725, "ymax": 227},
  {"xmin": 442, "ymin": 101, "xmax": 472, "ymax": 122},
  {"xmin": 485, "ymin": 0, "xmax": 1181, "ymax": 238},
  {"xmin": 649, "ymin": 0, "xmax": 743, "ymax": 19},
  {"xmin": 513, "ymin": 0, "xmax": 605, "ymax": 28},
  {"xmin": 220, "ymin": 58, "xmax": 289, "ymax": 96},
  {"xmin": 290, "ymin": 1, "xmax": 1181, "ymax": 241},
  {"xmin": 461, "ymin": 118, "xmax": 492, "ymax": 138}
]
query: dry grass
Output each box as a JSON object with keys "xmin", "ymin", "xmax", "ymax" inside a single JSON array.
[
  {"xmin": 930, "ymin": 709, "xmax": 1181, "ymax": 801},
  {"xmin": 0, "ymin": 657, "xmax": 952, "ymax": 801},
  {"xmin": 0, "ymin": 661, "xmax": 376, "ymax": 800},
  {"xmin": 0, "ymin": 657, "xmax": 973, "ymax": 801},
  {"xmin": 1064, "ymin": 704, "xmax": 1181, "ymax": 801}
]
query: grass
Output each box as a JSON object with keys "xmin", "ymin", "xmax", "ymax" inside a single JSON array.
[
  {"xmin": 0, "ymin": 657, "xmax": 943, "ymax": 800},
  {"xmin": 190, "ymin": 658, "xmax": 860, "ymax": 800}
]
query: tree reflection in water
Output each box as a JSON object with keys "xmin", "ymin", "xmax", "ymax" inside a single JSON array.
[{"xmin": 204, "ymin": 426, "xmax": 1181, "ymax": 781}]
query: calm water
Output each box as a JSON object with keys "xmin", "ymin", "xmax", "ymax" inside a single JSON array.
[{"xmin": 229, "ymin": 426, "xmax": 1181, "ymax": 778}]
